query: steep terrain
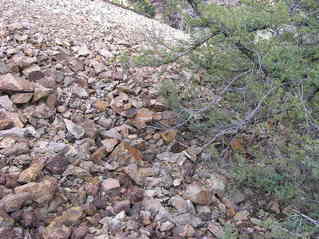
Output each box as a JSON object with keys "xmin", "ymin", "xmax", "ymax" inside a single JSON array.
[{"xmin": 0, "ymin": 0, "xmax": 295, "ymax": 238}]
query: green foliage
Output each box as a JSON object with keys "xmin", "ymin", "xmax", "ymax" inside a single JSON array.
[
  {"xmin": 132, "ymin": 0, "xmax": 156, "ymax": 17},
  {"xmin": 129, "ymin": 0, "xmax": 319, "ymax": 235}
]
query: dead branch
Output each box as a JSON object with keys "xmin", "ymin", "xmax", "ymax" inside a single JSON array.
[{"xmin": 198, "ymin": 86, "xmax": 276, "ymax": 154}]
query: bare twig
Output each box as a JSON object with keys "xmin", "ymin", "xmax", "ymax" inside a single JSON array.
[
  {"xmin": 147, "ymin": 70, "xmax": 251, "ymax": 131},
  {"xmin": 183, "ymin": 70, "xmax": 251, "ymax": 114},
  {"xmin": 148, "ymin": 30, "xmax": 221, "ymax": 67},
  {"xmin": 199, "ymin": 86, "xmax": 276, "ymax": 153},
  {"xmin": 292, "ymin": 210, "xmax": 319, "ymax": 226}
]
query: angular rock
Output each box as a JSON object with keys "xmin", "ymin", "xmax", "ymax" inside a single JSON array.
[
  {"xmin": 22, "ymin": 65, "xmax": 41, "ymax": 77},
  {"xmin": 10, "ymin": 55, "xmax": 36, "ymax": 69},
  {"xmin": 157, "ymin": 151, "xmax": 185, "ymax": 163},
  {"xmin": 63, "ymin": 165, "xmax": 91, "ymax": 178},
  {"xmin": 174, "ymin": 213, "xmax": 203, "ymax": 228},
  {"xmin": 0, "ymin": 73, "xmax": 34, "ymax": 92},
  {"xmin": 208, "ymin": 222, "xmax": 225, "ymax": 238},
  {"xmin": 1, "ymin": 142, "xmax": 29, "ymax": 156},
  {"xmin": 160, "ymin": 129, "xmax": 177, "ymax": 144},
  {"xmin": 71, "ymin": 84, "xmax": 88, "ymax": 99},
  {"xmin": 0, "ymin": 208, "xmax": 15, "ymax": 227},
  {"xmin": 112, "ymin": 200, "xmax": 131, "ymax": 214},
  {"xmin": 71, "ymin": 223, "xmax": 88, "ymax": 239},
  {"xmin": 48, "ymin": 206, "xmax": 84, "ymax": 228},
  {"xmin": 15, "ymin": 177, "xmax": 57, "ymax": 204},
  {"xmin": 11, "ymin": 93, "xmax": 33, "ymax": 104},
  {"xmin": 109, "ymin": 142, "xmax": 143, "ymax": 167},
  {"xmin": 102, "ymin": 128, "xmax": 122, "ymax": 140},
  {"xmin": 64, "ymin": 119, "xmax": 85, "ymax": 139},
  {"xmin": 0, "ymin": 111, "xmax": 24, "ymax": 128},
  {"xmin": 170, "ymin": 196, "xmax": 189, "ymax": 211},
  {"xmin": 45, "ymin": 155, "xmax": 69, "ymax": 175},
  {"xmin": 101, "ymin": 138, "xmax": 119, "ymax": 152},
  {"xmin": 76, "ymin": 45, "xmax": 91, "ymax": 57},
  {"xmin": 0, "ymin": 61, "xmax": 9, "ymax": 74},
  {"xmin": 43, "ymin": 225, "xmax": 71, "ymax": 239},
  {"xmin": 94, "ymin": 99, "xmax": 110, "ymax": 112},
  {"xmin": 18, "ymin": 158, "xmax": 46, "ymax": 183},
  {"xmin": 0, "ymin": 127, "xmax": 38, "ymax": 138},
  {"xmin": 28, "ymin": 70, "xmax": 45, "ymax": 81},
  {"xmin": 0, "ymin": 119, "xmax": 14, "ymax": 130},
  {"xmin": 206, "ymin": 173, "xmax": 227, "ymax": 196},
  {"xmin": 80, "ymin": 120, "xmax": 98, "ymax": 139},
  {"xmin": 0, "ymin": 192, "xmax": 32, "ymax": 212},
  {"xmin": 32, "ymin": 85, "xmax": 51, "ymax": 103},
  {"xmin": 101, "ymin": 178, "xmax": 120, "ymax": 192},
  {"xmin": 122, "ymin": 163, "xmax": 143, "ymax": 185},
  {"xmin": 0, "ymin": 96, "xmax": 14, "ymax": 111},
  {"xmin": 160, "ymin": 221, "xmax": 175, "ymax": 232},
  {"xmin": 184, "ymin": 183, "xmax": 212, "ymax": 205}
]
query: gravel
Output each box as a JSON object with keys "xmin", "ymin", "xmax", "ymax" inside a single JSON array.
[{"xmin": 0, "ymin": 0, "xmax": 190, "ymax": 47}]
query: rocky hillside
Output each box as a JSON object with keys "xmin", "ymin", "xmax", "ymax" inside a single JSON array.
[{"xmin": 0, "ymin": 0, "xmax": 299, "ymax": 238}]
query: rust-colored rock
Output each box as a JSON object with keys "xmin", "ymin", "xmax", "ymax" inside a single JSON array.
[
  {"xmin": 0, "ymin": 119, "xmax": 14, "ymax": 130},
  {"xmin": 184, "ymin": 183, "xmax": 212, "ymax": 205},
  {"xmin": 109, "ymin": 141, "xmax": 144, "ymax": 167},
  {"xmin": 160, "ymin": 129, "xmax": 177, "ymax": 144},
  {"xmin": 15, "ymin": 177, "xmax": 57, "ymax": 204},
  {"xmin": 95, "ymin": 99, "xmax": 110, "ymax": 112},
  {"xmin": 49, "ymin": 206, "xmax": 84, "ymax": 228},
  {"xmin": 18, "ymin": 157, "xmax": 46, "ymax": 183}
]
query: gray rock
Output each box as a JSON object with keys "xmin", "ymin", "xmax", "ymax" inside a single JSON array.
[
  {"xmin": 76, "ymin": 45, "xmax": 91, "ymax": 57},
  {"xmin": 0, "ymin": 61, "xmax": 9, "ymax": 74},
  {"xmin": 0, "ymin": 96, "xmax": 14, "ymax": 111},
  {"xmin": 157, "ymin": 151, "xmax": 185, "ymax": 163},
  {"xmin": 173, "ymin": 213, "xmax": 203, "ymax": 228},
  {"xmin": 184, "ymin": 183, "xmax": 212, "ymax": 205},
  {"xmin": 0, "ymin": 192, "xmax": 32, "ymax": 212},
  {"xmin": 64, "ymin": 119, "xmax": 85, "ymax": 139},
  {"xmin": 72, "ymin": 84, "xmax": 88, "ymax": 99},
  {"xmin": 160, "ymin": 221, "xmax": 175, "ymax": 232}
]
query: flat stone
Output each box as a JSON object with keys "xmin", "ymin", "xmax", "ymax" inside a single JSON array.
[
  {"xmin": 0, "ymin": 73, "xmax": 34, "ymax": 92},
  {"xmin": 184, "ymin": 183, "xmax": 212, "ymax": 205},
  {"xmin": 10, "ymin": 55, "xmax": 36, "ymax": 69},
  {"xmin": 11, "ymin": 93, "xmax": 33, "ymax": 104},
  {"xmin": 101, "ymin": 178, "xmax": 120, "ymax": 191},
  {"xmin": 22, "ymin": 65, "xmax": 41, "ymax": 77},
  {"xmin": 170, "ymin": 195, "xmax": 188, "ymax": 211}
]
